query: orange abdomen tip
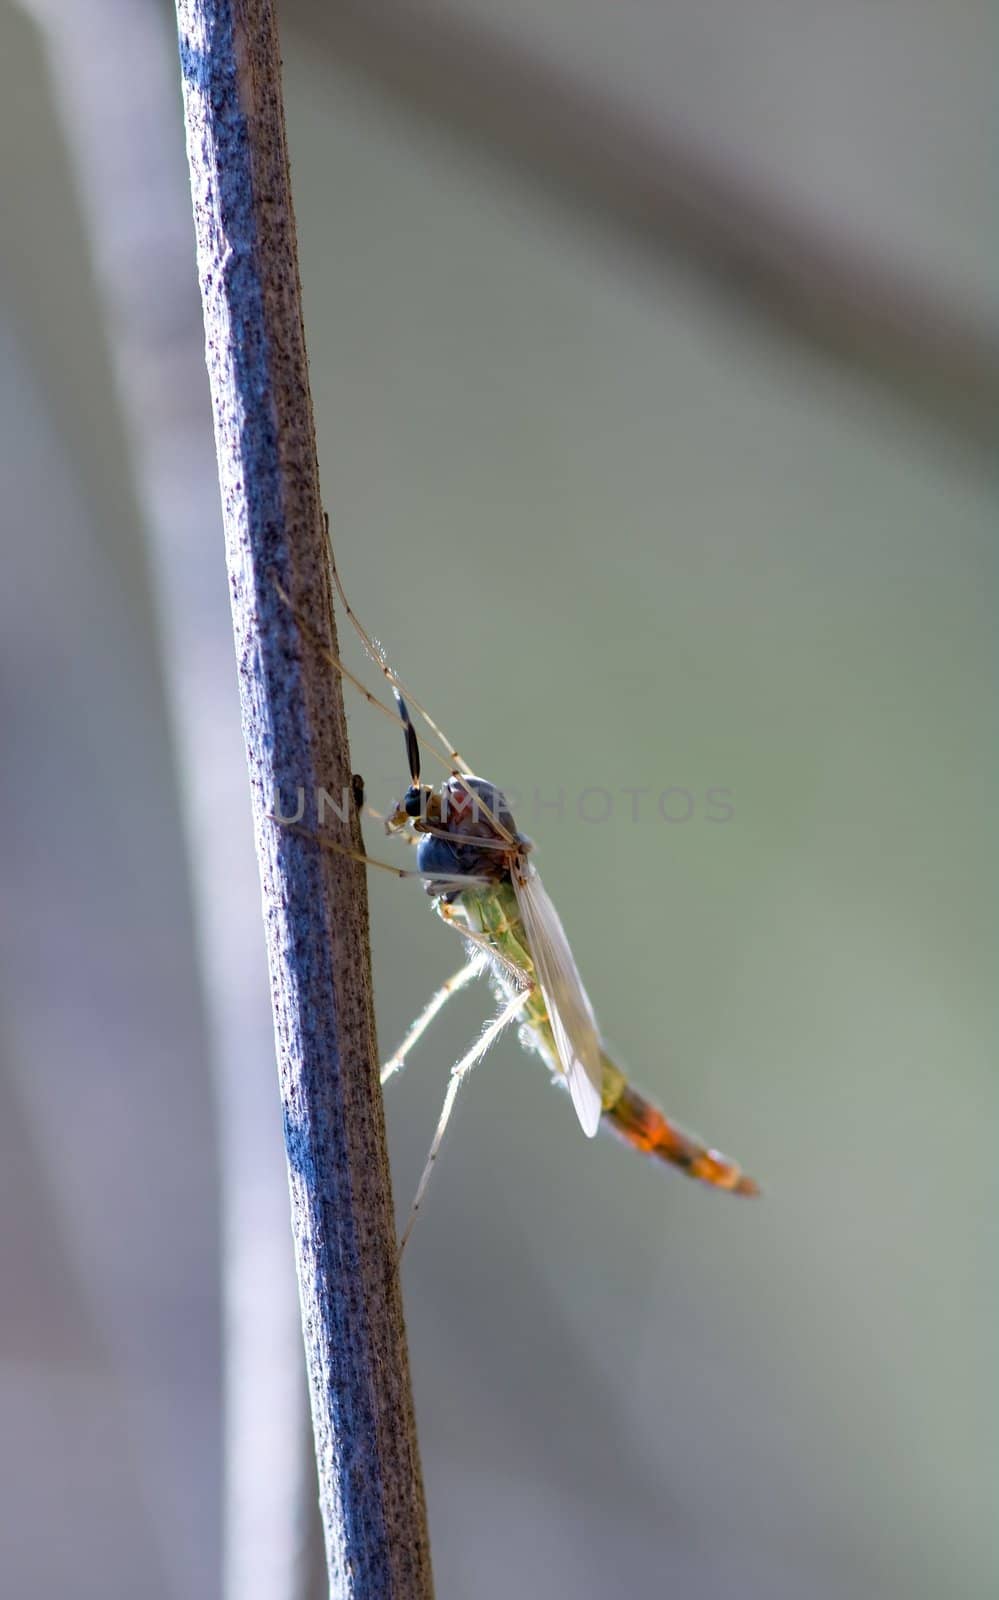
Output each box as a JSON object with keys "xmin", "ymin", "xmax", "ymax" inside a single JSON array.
[{"xmin": 603, "ymin": 1077, "xmax": 760, "ymax": 1197}]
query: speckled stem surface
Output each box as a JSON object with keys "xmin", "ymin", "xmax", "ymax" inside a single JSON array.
[{"xmin": 174, "ymin": 3, "xmax": 433, "ymax": 1594}]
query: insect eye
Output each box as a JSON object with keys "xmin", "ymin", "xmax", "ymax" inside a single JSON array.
[{"xmin": 403, "ymin": 786, "xmax": 426, "ymax": 818}]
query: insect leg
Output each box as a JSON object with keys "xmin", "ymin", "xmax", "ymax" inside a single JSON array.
[
  {"xmin": 435, "ymin": 901, "xmax": 532, "ymax": 986},
  {"xmin": 273, "ymin": 574, "xmax": 464, "ymax": 786},
  {"xmin": 381, "ymin": 953, "xmax": 488, "ymax": 1086},
  {"xmin": 279, "ymin": 560, "xmax": 516, "ymax": 846},
  {"xmin": 326, "ymin": 524, "xmax": 473, "ymax": 776},
  {"xmin": 270, "ymin": 815, "xmax": 490, "ymax": 888},
  {"xmin": 398, "ymin": 985, "xmax": 532, "ymax": 1255},
  {"xmin": 271, "ymin": 577, "xmax": 399, "ymax": 722}
]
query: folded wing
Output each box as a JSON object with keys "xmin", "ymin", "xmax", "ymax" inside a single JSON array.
[{"xmin": 513, "ymin": 862, "xmax": 604, "ymax": 1137}]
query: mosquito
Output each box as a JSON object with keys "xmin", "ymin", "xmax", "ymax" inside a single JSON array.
[{"xmin": 282, "ymin": 546, "xmax": 759, "ymax": 1248}]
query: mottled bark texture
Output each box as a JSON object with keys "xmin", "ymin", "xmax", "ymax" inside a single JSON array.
[{"xmin": 175, "ymin": 3, "xmax": 434, "ymax": 1594}]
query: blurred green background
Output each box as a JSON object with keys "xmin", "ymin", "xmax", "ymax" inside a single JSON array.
[{"xmin": 0, "ymin": 2, "xmax": 993, "ymax": 1597}]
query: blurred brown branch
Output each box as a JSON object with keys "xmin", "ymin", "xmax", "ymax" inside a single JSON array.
[{"xmin": 289, "ymin": 0, "xmax": 998, "ymax": 464}]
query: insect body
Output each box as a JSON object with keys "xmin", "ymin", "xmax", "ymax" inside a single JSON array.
[
  {"xmin": 388, "ymin": 737, "xmax": 759, "ymax": 1203},
  {"xmin": 280, "ymin": 543, "xmax": 758, "ymax": 1243}
]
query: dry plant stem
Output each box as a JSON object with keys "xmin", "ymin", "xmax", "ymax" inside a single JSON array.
[{"xmin": 175, "ymin": 3, "xmax": 433, "ymax": 1596}]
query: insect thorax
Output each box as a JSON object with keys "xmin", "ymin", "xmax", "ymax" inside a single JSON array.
[{"xmin": 415, "ymin": 774, "xmax": 523, "ymax": 894}]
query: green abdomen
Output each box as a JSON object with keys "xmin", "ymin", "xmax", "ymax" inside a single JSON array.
[
  {"xmin": 456, "ymin": 882, "xmax": 558, "ymax": 1059},
  {"xmin": 455, "ymin": 881, "xmax": 625, "ymax": 1112},
  {"xmin": 451, "ymin": 886, "xmax": 757, "ymax": 1194}
]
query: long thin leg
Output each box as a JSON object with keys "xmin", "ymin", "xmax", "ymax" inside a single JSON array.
[
  {"xmin": 381, "ymin": 954, "xmax": 487, "ymax": 1086},
  {"xmin": 398, "ymin": 986, "xmax": 533, "ymax": 1254},
  {"xmin": 364, "ymin": 810, "xmax": 509, "ymax": 854},
  {"xmin": 326, "ymin": 523, "xmax": 472, "ymax": 776},
  {"xmin": 417, "ymin": 822, "xmax": 509, "ymax": 852},
  {"xmin": 435, "ymin": 900, "xmax": 533, "ymax": 986},
  {"xmin": 273, "ymin": 578, "xmax": 453, "ymax": 778},
  {"xmin": 271, "ymin": 815, "xmax": 490, "ymax": 889},
  {"xmin": 275, "ymin": 568, "xmax": 517, "ymax": 846},
  {"xmin": 328, "ymin": 538, "xmax": 519, "ymax": 846}
]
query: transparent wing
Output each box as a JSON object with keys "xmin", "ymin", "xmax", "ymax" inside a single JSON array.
[{"xmin": 513, "ymin": 862, "xmax": 604, "ymax": 1138}]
